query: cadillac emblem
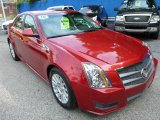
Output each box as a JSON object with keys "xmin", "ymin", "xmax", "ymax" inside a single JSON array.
[{"xmin": 141, "ymin": 68, "xmax": 148, "ymax": 78}]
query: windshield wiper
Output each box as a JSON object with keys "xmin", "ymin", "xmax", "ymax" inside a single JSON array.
[
  {"xmin": 128, "ymin": 7, "xmax": 151, "ymax": 10},
  {"xmin": 136, "ymin": 8, "xmax": 150, "ymax": 10},
  {"xmin": 47, "ymin": 34, "xmax": 73, "ymax": 39},
  {"xmin": 84, "ymin": 28, "xmax": 103, "ymax": 32},
  {"xmin": 120, "ymin": 8, "xmax": 128, "ymax": 11}
]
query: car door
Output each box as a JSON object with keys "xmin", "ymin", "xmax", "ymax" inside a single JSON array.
[
  {"xmin": 22, "ymin": 14, "xmax": 46, "ymax": 76},
  {"xmin": 10, "ymin": 15, "xmax": 26, "ymax": 59}
]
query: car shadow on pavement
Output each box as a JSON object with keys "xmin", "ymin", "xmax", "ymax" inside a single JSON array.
[{"xmin": 127, "ymin": 33, "xmax": 159, "ymax": 41}]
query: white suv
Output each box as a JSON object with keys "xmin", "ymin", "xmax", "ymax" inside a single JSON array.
[
  {"xmin": 47, "ymin": 6, "xmax": 75, "ymax": 11},
  {"xmin": 1, "ymin": 19, "xmax": 14, "ymax": 34}
]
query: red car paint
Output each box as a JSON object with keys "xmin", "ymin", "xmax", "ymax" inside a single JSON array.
[{"xmin": 8, "ymin": 10, "xmax": 158, "ymax": 115}]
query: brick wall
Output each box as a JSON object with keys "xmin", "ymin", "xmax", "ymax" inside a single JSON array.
[{"xmin": 0, "ymin": 2, "xmax": 17, "ymax": 20}]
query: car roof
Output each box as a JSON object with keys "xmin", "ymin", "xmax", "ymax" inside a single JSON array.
[
  {"xmin": 48, "ymin": 5, "xmax": 74, "ymax": 8},
  {"xmin": 47, "ymin": 6, "xmax": 74, "ymax": 10},
  {"xmin": 20, "ymin": 10, "xmax": 78, "ymax": 16},
  {"xmin": 82, "ymin": 5, "xmax": 101, "ymax": 7}
]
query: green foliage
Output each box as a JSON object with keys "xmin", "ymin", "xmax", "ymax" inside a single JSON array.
[
  {"xmin": 16, "ymin": 0, "xmax": 37, "ymax": 7},
  {"xmin": 8, "ymin": 14, "xmax": 16, "ymax": 20},
  {"xmin": 15, "ymin": 0, "xmax": 46, "ymax": 11},
  {"xmin": 29, "ymin": 0, "xmax": 36, "ymax": 5},
  {"xmin": 15, "ymin": 0, "xmax": 37, "ymax": 12}
]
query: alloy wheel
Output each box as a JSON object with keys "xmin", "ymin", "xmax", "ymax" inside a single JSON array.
[
  {"xmin": 9, "ymin": 42, "xmax": 16, "ymax": 59},
  {"xmin": 51, "ymin": 73, "xmax": 69, "ymax": 104}
]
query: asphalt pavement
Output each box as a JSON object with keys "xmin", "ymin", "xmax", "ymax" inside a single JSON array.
[{"xmin": 0, "ymin": 30, "xmax": 160, "ymax": 120}]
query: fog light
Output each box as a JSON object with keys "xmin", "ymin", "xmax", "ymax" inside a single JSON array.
[
  {"xmin": 115, "ymin": 26, "xmax": 123, "ymax": 31},
  {"xmin": 150, "ymin": 27, "xmax": 157, "ymax": 32},
  {"xmin": 94, "ymin": 102, "xmax": 119, "ymax": 110}
]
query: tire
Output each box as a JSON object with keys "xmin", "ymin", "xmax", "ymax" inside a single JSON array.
[
  {"xmin": 151, "ymin": 31, "xmax": 159, "ymax": 39},
  {"xmin": 101, "ymin": 20, "xmax": 107, "ymax": 27},
  {"xmin": 8, "ymin": 41, "xmax": 20, "ymax": 61},
  {"xmin": 49, "ymin": 68, "xmax": 77, "ymax": 109},
  {"xmin": 97, "ymin": 17, "xmax": 107, "ymax": 27}
]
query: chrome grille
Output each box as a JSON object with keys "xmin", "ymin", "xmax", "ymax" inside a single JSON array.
[
  {"xmin": 125, "ymin": 16, "xmax": 150, "ymax": 23},
  {"xmin": 117, "ymin": 55, "xmax": 154, "ymax": 89}
]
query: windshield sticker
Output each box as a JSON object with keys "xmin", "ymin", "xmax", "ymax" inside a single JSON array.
[
  {"xmin": 135, "ymin": 1, "xmax": 141, "ymax": 7},
  {"xmin": 38, "ymin": 15, "xmax": 48, "ymax": 20},
  {"xmin": 61, "ymin": 17, "xmax": 70, "ymax": 29}
]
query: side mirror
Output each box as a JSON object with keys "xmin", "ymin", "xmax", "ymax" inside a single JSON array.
[
  {"xmin": 158, "ymin": 6, "xmax": 160, "ymax": 10},
  {"xmin": 114, "ymin": 7, "xmax": 119, "ymax": 11},
  {"xmin": 22, "ymin": 28, "xmax": 39, "ymax": 38}
]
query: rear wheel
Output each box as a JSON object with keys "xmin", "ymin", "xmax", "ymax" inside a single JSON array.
[
  {"xmin": 49, "ymin": 68, "xmax": 77, "ymax": 109},
  {"xmin": 8, "ymin": 41, "xmax": 20, "ymax": 61}
]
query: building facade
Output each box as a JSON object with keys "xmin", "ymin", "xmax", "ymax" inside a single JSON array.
[
  {"xmin": 0, "ymin": 0, "xmax": 17, "ymax": 20},
  {"xmin": 18, "ymin": 0, "xmax": 160, "ymax": 18}
]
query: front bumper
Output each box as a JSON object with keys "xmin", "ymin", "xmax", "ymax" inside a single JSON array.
[
  {"xmin": 79, "ymin": 58, "xmax": 158, "ymax": 115},
  {"xmin": 115, "ymin": 22, "xmax": 159, "ymax": 33}
]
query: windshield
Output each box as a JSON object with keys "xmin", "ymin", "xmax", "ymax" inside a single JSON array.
[
  {"xmin": 79, "ymin": 7, "xmax": 97, "ymax": 17},
  {"xmin": 81, "ymin": 6, "xmax": 100, "ymax": 14},
  {"xmin": 79, "ymin": 7, "xmax": 93, "ymax": 14},
  {"xmin": 67, "ymin": 7, "xmax": 74, "ymax": 10},
  {"xmin": 37, "ymin": 13, "xmax": 102, "ymax": 38},
  {"xmin": 120, "ymin": 0, "xmax": 157, "ymax": 10}
]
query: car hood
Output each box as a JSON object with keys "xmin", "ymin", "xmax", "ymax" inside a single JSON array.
[
  {"xmin": 48, "ymin": 29, "xmax": 148, "ymax": 67},
  {"xmin": 2, "ymin": 20, "xmax": 14, "ymax": 26},
  {"xmin": 117, "ymin": 11, "xmax": 159, "ymax": 15}
]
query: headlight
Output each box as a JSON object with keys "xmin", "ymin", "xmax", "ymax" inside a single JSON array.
[
  {"xmin": 116, "ymin": 16, "xmax": 124, "ymax": 22},
  {"xmin": 82, "ymin": 62, "xmax": 112, "ymax": 88},
  {"xmin": 150, "ymin": 15, "xmax": 160, "ymax": 23},
  {"xmin": 142, "ymin": 41, "xmax": 149, "ymax": 48},
  {"xmin": 142, "ymin": 42, "xmax": 153, "ymax": 56}
]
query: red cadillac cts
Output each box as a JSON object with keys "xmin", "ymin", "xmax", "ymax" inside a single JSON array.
[{"xmin": 7, "ymin": 10, "xmax": 158, "ymax": 115}]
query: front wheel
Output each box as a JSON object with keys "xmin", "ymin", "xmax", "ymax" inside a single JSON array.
[
  {"xmin": 101, "ymin": 20, "xmax": 107, "ymax": 27},
  {"xmin": 8, "ymin": 41, "xmax": 20, "ymax": 61},
  {"xmin": 49, "ymin": 68, "xmax": 77, "ymax": 109},
  {"xmin": 151, "ymin": 31, "xmax": 159, "ymax": 39}
]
